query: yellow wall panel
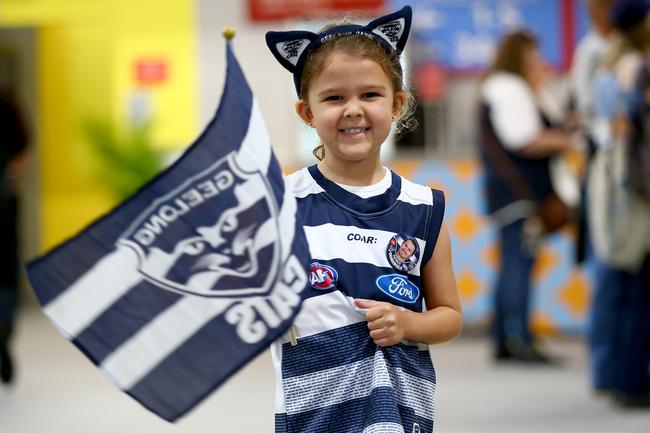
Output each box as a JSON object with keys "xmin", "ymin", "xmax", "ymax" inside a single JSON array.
[{"xmin": 4, "ymin": 1, "xmax": 198, "ymax": 250}]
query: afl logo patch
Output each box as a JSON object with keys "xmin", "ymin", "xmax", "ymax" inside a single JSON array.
[
  {"xmin": 376, "ymin": 274, "xmax": 420, "ymax": 304},
  {"xmin": 309, "ymin": 262, "xmax": 338, "ymax": 290},
  {"xmin": 386, "ymin": 233, "xmax": 420, "ymax": 273}
]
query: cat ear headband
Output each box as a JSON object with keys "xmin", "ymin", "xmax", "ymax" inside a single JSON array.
[{"xmin": 265, "ymin": 5, "xmax": 412, "ymax": 96}]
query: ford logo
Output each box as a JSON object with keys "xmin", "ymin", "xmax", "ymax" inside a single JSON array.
[{"xmin": 375, "ymin": 274, "xmax": 420, "ymax": 304}]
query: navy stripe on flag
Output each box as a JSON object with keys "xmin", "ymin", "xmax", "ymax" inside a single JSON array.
[{"xmin": 73, "ymin": 283, "xmax": 181, "ymax": 364}]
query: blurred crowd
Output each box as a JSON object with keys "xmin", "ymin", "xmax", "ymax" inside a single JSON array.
[{"xmin": 479, "ymin": 0, "xmax": 650, "ymax": 408}]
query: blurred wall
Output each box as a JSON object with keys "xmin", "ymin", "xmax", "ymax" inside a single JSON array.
[
  {"xmin": 0, "ymin": 0, "xmax": 199, "ymax": 251},
  {"xmin": 196, "ymin": 1, "xmax": 303, "ymax": 167}
]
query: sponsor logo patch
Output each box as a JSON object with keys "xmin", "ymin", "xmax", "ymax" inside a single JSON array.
[
  {"xmin": 376, "ymin": 274, "xmax": 420, "ymax": 304},
  {"xmin": 309, "ymin": 262, "xmax": 338, "ymax": 290}
]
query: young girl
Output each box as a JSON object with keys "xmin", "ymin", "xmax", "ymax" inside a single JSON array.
[{"xmin": 265, "ymin": 6, "xmax": 462, "ymax": 432}]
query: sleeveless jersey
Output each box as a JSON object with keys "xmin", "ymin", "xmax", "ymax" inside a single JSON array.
[{"xmin": 272, "ymin": 165, "xmax": 445, "ymax": 433}]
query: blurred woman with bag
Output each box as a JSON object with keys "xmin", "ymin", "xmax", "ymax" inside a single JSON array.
[{"xmin": 479, "ymin": 30, "xmax": 576, "ymax": 363}]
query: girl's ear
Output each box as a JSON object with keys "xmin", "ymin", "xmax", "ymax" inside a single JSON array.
[
  {"xmin": 295, "ymin": 99, "xmax": 314, "ymax": 127},
  {"xmin": 392, "ymin": 91, "xmax": 407, "ymax": 120}
]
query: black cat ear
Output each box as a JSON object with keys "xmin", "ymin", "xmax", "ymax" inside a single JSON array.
[
  {"xmin": 365, "ymin": 5, "xmax": 412, "ymax": 55},
  {"xmin": 265, "ymin": 31, "xmax": 319, "ymax": 73}
]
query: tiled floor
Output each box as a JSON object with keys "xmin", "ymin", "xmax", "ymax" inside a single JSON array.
[{"xmin": 1, "ymin": 307, "xmax": 649, "ymax": 433}]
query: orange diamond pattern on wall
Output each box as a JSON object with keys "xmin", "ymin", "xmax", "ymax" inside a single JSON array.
[
  {"xmin": 531, "ymin": 311, "xmax": 559, "ymax": 337},
  {"xmin": 532, "ymin": 246, "xmax": 557, "ymax": 283},
  {"xmin": 388, "ymin": 160, "xmax": 421, "ymax": 181},
  {"xmin": 457, "ymin": 270, "xmax": 481, "ymax": 302},
  {"xmin": 482, "ymin": 241, "xmax": 500, "ymax": 268},
  {"xmin": 449, "ymin": 160, "xmax": 478, "ymax": 181},
  {"xmin": 451, "ymin": 208, "xmax": 480, "ymax": 241},
  {"xmin": 557, "ymin": 270, "xmax": 590, "ymax": 316}
]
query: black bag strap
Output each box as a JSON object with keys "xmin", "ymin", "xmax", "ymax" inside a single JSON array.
[{"xmin": 480, "ymin": 103, "xmax": 537, "ymax": 201}]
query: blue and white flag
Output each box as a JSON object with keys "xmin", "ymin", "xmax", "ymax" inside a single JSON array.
[{"xmin": 27, "ymin": 42, "xmax": 310, "ymax": 422}]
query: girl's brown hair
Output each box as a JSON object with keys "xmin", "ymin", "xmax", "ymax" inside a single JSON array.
[{"xmin": 299, "ymin": 28, "xmax": 417, "ymax": 160}]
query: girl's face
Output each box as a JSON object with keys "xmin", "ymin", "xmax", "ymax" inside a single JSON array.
[{"xmin": 296, "ymin": 52, "xmax": 405, "ymax": 166}]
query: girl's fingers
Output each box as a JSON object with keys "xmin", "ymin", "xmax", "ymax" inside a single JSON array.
[
  {"xmin": 367, "ymin": 319, "xmax": 383, "ymax": 331},
  {"xmin": 373, "ymin": 337, "xmax": 397, "ymax": 347},
  {"xmin": 370, "ymin": 327, "xmax": 396, "ymax": 341},
  {"xmin": 365, "ymin": 303, "xmax": 396, "ymax": 321},
  {"xmin": 365, "ymin": 308, "xmax": 385, "ymax": 322},
  {"xmin": 354, "ymin": 298, "xmax": 379, "ymax": 309}
]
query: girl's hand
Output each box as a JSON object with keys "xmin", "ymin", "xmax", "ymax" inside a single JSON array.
[{"xmin": 354, "ymin": 299, "xmax": 407, "ymax": 347}]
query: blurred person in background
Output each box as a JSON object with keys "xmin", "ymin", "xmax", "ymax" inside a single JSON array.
[
  {"xmin": 570, "ymin": 0, "xmax": 615, "ymax": 264},
  {"xmin": 0, "ymin": 84, "xmax": 29, "ymax": 385},
  {"xmin": 478, "ymin": 30, "xmax": 576, "ymax": 363},
  {"xmin": 572, "ymin": 0, "xmax": 615, "ymax": 126},
  {"xmin": 587, "ymin": 0, "xmax": 650, "ymax": 407}
]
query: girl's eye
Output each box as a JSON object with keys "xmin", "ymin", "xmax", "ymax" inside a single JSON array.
[
  {"xmin": 324, "ymin": 95, "xmax": 342, "ymax": 102},
  {"xmin": 364, "ymin": 92, "xmax": 380, "ymax": 99}
]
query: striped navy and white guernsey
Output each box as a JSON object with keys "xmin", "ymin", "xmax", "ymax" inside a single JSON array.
[{"xmin": 272, "ymin": 165, "xmax": 445, "ymax": 433}]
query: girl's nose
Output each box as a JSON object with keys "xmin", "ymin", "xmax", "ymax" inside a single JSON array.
[{"xmin": 344, "ymin": 100, "xmax": 363, "ymax": 117}]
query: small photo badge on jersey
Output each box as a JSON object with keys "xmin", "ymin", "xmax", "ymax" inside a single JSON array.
[
  {"xmin": 386, "ymin": 233, "xmax": 420, "ymax": 273},
  {"xmin": 309, "ymin": 262, "xmax": 338, "ymax": 290}
]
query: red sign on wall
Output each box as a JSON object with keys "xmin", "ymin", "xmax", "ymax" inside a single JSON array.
[
  {"xmin": 134, "ymin": 59, "xmax": 168, "ymax": 86},
  {"xmin": 415, "ymin": 62, "xmax": 447, "ymax": 103},
  {"xmin": 248, "ymin": 0, "xmax": 385, "ymax": 21}
]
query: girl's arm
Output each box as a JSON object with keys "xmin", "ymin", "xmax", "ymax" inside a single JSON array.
[{"xmin": 354, "ymin": 223, "xmax": 463, "ymax": 346}]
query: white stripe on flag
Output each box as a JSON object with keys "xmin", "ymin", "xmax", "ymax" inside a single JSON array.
[
  {"xmin": 277, "ymin": 176, "xmax": 299, "ymax": 262},
  {"xmin": 303, "ymin": 224, "xmax": 425, "ymax": 276},
  {"xmin": 233, "ymin": 96, "xmax": 300, "ymax": 267},
  {"xmin": 43, "ymin": 246, "xmax": 143, "ymax": 338},
  {"xmin": 100, "ymin": 295, "xmax": 233, "ymax": 390},
  {"xmin": 282, "ymin": 349, "xmax": 435, "ymax": 420},
  {"xmin": 234, "ymin": 99, "xmax": 271, "ymax": 176}
]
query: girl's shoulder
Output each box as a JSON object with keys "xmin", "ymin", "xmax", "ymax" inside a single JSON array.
[
  {"xmin": 283, "ymin": 166, "xmax": 323, "ymax": 199},
  {"xmin": 397, "ymin": 173, "xmax": 444, "ymax": 208}
]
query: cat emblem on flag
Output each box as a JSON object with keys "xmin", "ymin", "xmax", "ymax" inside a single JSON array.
[{"xmin": 118, "ymin": 153, "xmax": 280, "ymax": 298}]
